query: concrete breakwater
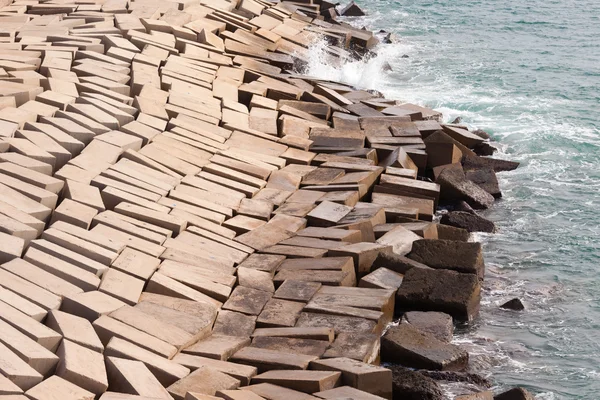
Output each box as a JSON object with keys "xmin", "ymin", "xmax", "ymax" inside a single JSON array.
[{"xmin": 0, "ymin": 0, "xmax": 531, "ymax": 399}]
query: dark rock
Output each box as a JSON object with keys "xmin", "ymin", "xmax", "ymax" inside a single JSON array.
[
  {"xmin": 453, "ymin": 200, "xmax": 476, "ymax": 214},
  {"xmin": 465, "ymin": 167, "xmax": 501, "ymax": 198},
  {"xmin": 456, "ymin": 392, "xmax": 494, "ymax": 400},
  {"xmin": 437, "ymin": 167, "xmax": 495, "ymax": 209},
  {"xmin": 383, "ymin": 33, "xmax": 393, "ymax": 44},
  {"xmin": 471, "ymin": 129, "xmax": 491, "ymax": 140},
  {"xmin": 382, "ymin": 61, "xmax": 393, "ymax": 72},
  {"xmin": 401, "ymin": 54, "xmax": 409, "ymax": 58},
  {"xmin": 441, "ymin": 211, "xmax": 496, "ymax": 233},
  {"xmin": 408, "ymin": 239, "xmax": 485, "ymax": 278},
  {"xmin": 462, "ymin": 155, "xmax": 519, "ymax": 173},
  {"xmin": 379, "ymin": 29, "xmax": 387, "ymax": 33},
  {"xmin": 500, "ymin": 298, "xmax": 524, "ymax": 311},
  {"xmin": 389, "ymin": 365, "xmax": 444, "ymax": 400},
  {"xmin": 473, "ymin": 142, "xmax": 497, "ymax": 156},
  {"xmin": 402, "ymin": 311, "xmax": 454, "ymax": 342},
  {"xmin": 451, "ymin": 117, "xmax": 463, "ymax": 124},
  {"xmin": 371, "ymin": 251, "xmax": 431, "ymax": 275},
  {"xmin": 418, "ymin": 370, "xmax": 492, "ymax": 387},
  {"xmin": 340, "ymin": 1, "xmax": 365, "ymax": 16},
  {"xmin": 436, "ymin": 224, "xmax": 470, "ymax": 242},
  {"xmin": 381, "ymin": 322, "xmax": 468, "ymax": 370},
  {"xmin": 396, "ymin": 267, "xmax": 481, "ymax": 322},
  {"xmin": 494, "ymin": 388, "xmax": 535, "ymax": 400}
]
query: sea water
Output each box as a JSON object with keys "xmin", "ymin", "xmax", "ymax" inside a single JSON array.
[{"xmin": 302, "ymin": 0, "xmax": 600, "ymax": 398}]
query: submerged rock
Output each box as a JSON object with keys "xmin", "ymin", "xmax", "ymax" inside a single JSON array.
[
  {"xmin": 494, "ymin": 388, "xmax": 535, "ymax": 400},
  {"xmin": 451, "ymin": 117, "xmax": 463, "ymax": 124},
  {"xmin": 382, "ymin": 322, "xmax": 469, "ymax": 370},
  {"xmin": 389, "ymin": 365, "xmax": 444, "ymax": 400},
  {"xmin": 402, "ymin": 311, "xmax": 454, "ymax": 342},
  {"xmin": 396, "ymin": 267, "xmax": 481, "ymax": 322},
  {"xmin": 441, "ymin": 211, "xmax": 496, "ymax": 233},
  {"xmin": 500, "ymin": 298, "xmax": 525, "ymax": 311},
  {"xmin": 340, "ymin": 1, "xmax": 365, "ymax": 16},
  {"xmin": 437, "ymin": 167, "xmax": 496, "ymax": 209},
  {"xmin": 383, "ymin": 33, "xmax": 393, "ymax": 44}
]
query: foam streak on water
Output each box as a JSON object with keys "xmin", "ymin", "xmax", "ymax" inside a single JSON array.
[{"xmin": 304, "ymin": 1, "xmax": 600, "ymax": 398}]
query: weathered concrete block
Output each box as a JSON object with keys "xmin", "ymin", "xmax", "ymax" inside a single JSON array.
[
  {"xmin": 310, "ymin": 357, "xmax": 392, "ymax": 399},
  {"xmin": 396, "ymin": 267, "xmax": 481, "ymax": 322},
  {"xmin": 407, "ymin": 239, "xmax": 485, "ymax": 278},
  {"xmin": 402, "ymin": 311, "xmax": 454, "ymax": 343}
]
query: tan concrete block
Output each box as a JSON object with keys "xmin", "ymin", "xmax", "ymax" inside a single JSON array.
[
  {"xmin": 51, "ymin": 198, "xmax": 98, "ymax": 229},
  {"xmin": 0, "ymin": 316, "xmax": 59, "ymax": 377},
  {"xmin": 237, "ymin": 268, "xmax": 274, "ymax": 293},
  {"xmin": 0, "ymin": 172, "xmax": 58, "ymax": 209},
  {"xmin": 105, "ymin": 357, "xmax": 172, "ymax": 400},
  {"xmin": 41, "ymin": 227, "xmax": 119, "ymax": 266},
  {"xmin": 1, "ymin": 258, "xmax": 84, "ymax": 298},
  {"xmin": 0, "ymin": 286, "xmax": 45, "ymax": 322},
  {"xmin": 56, "ymin": 339, "xmax": 108, "ymax": 395},
  {"xmin": 46, "ymin": 310, "xmax": 103, "ymax": 353},
  {"xmin": 114, "ymin": 203, "xmax": 187, "ymax": 236},
  {"xmin": 0, "ymin": 301, "xmax": 61, "ymax": 351},
  {"xmin": 0, "ymin": 269, "xmax": 61, "ymax": 311},
  {"xmin": 313, "ymin": 386, "xmax": 385, "ymax": 400},
  {"xmin": 29, "ymin": 239, "xmax": 108, "ymax": 277},
  {"xmin": 295, "ymin": 313, "xmax": 377, "ymax": 335},
  {"xmin": 110, "ymin": 248, "xmax": 161, "ymax": 280},
  {"xmin": 310, "ymin": 358, "xmax": 391, "ymax": 399},
  {"xmin": 230, "ymin": 347, "xmax": 317, "ymax": 373},
  {"xmin": 22, "ymin": 247, "xmax": 101, "ymax": 292},
  {"xmin": 0, "ymin": 231, "xmax": 25, "ymax": 263},
  {"xmin": 256, "ymin": 299, "xmax": 305, "ymax": 329},
  {"xmin": 91, "ymin": 224, "xmax": 166, "ymax": 257},
  {"xmin": 158, "ymin": 260, "xmax": 233, "ymax": 303},
  {"xmin": 93, "ymin": 211, "xmax": 168, "ymax": 245},
  {"xmin": 167, "ymin": 367, "xmax": 240, "ymax": 400},
  {"xmin": 251, "ymin": 370, "xmax": 340, "ymax": 394},
  {"xmin": 0, "ymin": 375, "xmax": 21, "ymax": 396},
  {"xmin": 92, "ymin": 316, "xmax": 177, "ymax": 359},
  {"xmin": 0, "ymin": 161, "xmax": 64, "ymax": 194},
  {"xmin": 134, "ymin": 300, "xmax": 215, "ymax": 341},
  {"xmin": 61, "ymin": 291, "xmax": 125, "ymax": 322},
  {"xmin": 99, "ymin": 269, "xmax": 144, "ymax": 306},
  {"xmin": 0, "ymin": 153, "xmax": 52, "ymax": 176},
  {"xmin": 146, "ymin": 272, "xmax": 223, "ymax": 309},
  {"xmin": 109, "ymin": 305, "xmax": 194, "ymax": 350},
  {"xmin": 24, "ymin": 375, "xmax": 94, "ymax": 400},
  {"xmin": 183, "ymin": 335, "xmax": 250, "ymax": 361},
  {"xmin": 212, "ymin": 311, "xmax": 256, "ymax": 338},
  {"xmin": 0, "ymin": 342, "xmax": 43, "ymax": 391},
  {"xmin": 104, "ymin": 337, "xmax": 190, "ymax": 386},
  {"xmin": 173, "ymin": 354, "xmax": 256, "ymax": 385},
  {"xmin": 63, "ymin": 180, "xmax": 105, "ymax": 212},
  {"xmin": 240, "ymin": 383, "xmax": 319, "ymax": 400}
]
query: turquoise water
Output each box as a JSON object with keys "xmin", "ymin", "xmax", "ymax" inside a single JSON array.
[{"xmin": 306, "ymin": 1, "xmax": 600, "ymax": 398}]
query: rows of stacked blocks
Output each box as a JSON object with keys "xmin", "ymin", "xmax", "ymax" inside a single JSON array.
[{"xmin": 0, "ymin": 0, "xmax": 529, "ymax": 399}]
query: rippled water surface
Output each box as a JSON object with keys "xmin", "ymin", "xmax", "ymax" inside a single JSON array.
[{"xmin": 304, "ymin": 1, "xmax": 600, "ymax": 398}]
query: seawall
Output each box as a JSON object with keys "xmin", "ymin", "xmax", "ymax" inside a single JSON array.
[{"xmin": 0, "ymin": 0, "xmax": 529, "ymax": 398}]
